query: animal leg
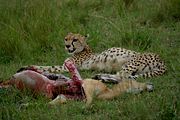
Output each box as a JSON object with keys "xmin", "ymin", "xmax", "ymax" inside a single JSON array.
[
  {"xmin": 92, "ymin": 74, "xmax": 120, "ymax": 84},
  {"xmin": 97, "ymin": 80, "xmax": 153, "ymax": 100}
]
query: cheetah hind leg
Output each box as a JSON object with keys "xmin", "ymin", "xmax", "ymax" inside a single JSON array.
[{"xmin": 92, "ymin": 74, "xmax": 121, "ymax": 84}]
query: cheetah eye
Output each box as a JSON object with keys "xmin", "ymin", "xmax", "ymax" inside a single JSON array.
[
  {"xmin": 73, "ymin": 38, "xmax": 78, "ymax": 42},
  {"xmin": 64, "ymin": 38, "xmax": 67, "ymax": 41}
]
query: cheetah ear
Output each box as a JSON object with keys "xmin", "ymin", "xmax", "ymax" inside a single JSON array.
[
  {"xmin": 84, "ymin": 34, "xmax": 89, "ymax": 40},
  {"xmin": 68, "ymin": 32, "xmax": 73, "ymax": 35}
]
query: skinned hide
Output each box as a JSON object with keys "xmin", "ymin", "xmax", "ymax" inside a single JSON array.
[{"xmin": 12, "ymin": 70, "xmax": 68, "ymax": 99}]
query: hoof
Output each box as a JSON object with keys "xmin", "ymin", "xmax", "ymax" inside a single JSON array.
[
  {"xmin": 146, "ymin": 82, "xmax": 154, "ymax": 92},
  {"xmin": 48, "ymin": 94, "xmax": 67, "ymax": 106}
]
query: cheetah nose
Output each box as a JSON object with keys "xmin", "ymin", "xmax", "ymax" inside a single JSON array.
[{"xmin": 66, "ymin": 45, "xmax": 71, "ymax": 48}]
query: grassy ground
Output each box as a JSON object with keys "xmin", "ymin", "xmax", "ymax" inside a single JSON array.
[{"xmin": 0, "ymin": 0, "xmax": 179, "ymax": 119}]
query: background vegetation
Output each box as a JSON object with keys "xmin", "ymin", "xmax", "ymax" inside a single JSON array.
[{"xmin": 0, "ymin": 0, "xmax": 179, "ymax": 119}]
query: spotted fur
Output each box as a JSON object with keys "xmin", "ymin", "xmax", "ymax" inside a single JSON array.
[{"xmin": 26, "ymin": 33, "xmax": 166, "ymax": 80}]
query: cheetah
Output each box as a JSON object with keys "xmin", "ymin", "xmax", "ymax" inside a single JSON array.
[{"xmin": 21, "ymin": 33, "xmax": 166, "ymax": 82}]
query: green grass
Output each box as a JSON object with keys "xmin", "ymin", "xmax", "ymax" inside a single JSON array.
[{"xmin": 0, "ymin": 0, "xmax": 179, "ymax": 119}]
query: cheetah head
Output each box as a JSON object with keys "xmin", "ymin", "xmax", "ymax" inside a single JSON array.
[{"xmin": 64, "ymin": 33, "xmax": 88, "ymax": 54}]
